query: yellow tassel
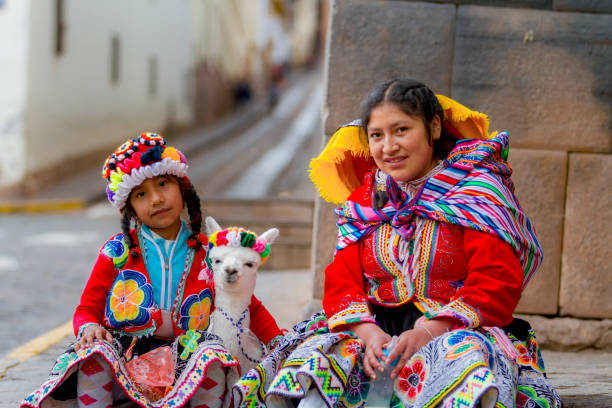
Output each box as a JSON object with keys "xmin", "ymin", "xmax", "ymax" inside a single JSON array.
[
  {"xmin": 309, "ymin": 125, "xmax": 373, "ymax": 205},
  {"xmin": 436, "ymin": 94, "xmax": 492, "ymax": 140}
]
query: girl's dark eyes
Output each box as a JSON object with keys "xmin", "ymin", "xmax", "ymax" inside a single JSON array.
[
  {"xmin": 368, "ymin": 132, "xmax": 381, "ymax": 139},
  {"xmin": 134, "ymin": 191, "xmax": 145, "ymax": 198},
  {"xmin": 159, "ymin": 180, "xmax": 166, "ymax": 187}
]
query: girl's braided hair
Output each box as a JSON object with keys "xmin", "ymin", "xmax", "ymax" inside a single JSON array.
[
  {"xmin": 120, "ymin": 177, "xmax": 203, "ymax": 258},
  {"xmin": 360, "ymin": 78, "xmax": 458, "ymax": 159}
]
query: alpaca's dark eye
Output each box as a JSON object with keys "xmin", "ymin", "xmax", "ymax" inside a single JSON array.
[
  {"xmin": 214, "ymin": 259, "xmax": 221, "ymax": 264},
  {"xmin": 245, "ymin": 262, "xmax": 254, "ymax": 268}
]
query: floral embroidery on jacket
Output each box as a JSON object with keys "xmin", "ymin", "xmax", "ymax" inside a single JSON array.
[
  {"xmin": 105, "ymin": 270, "xmax": 155, "ymax": 329},
  {"xmin": 179, "ymin": 289, "xmax": 212, "ymax": 331}
]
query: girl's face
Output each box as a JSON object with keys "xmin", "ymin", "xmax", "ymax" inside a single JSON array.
[
  {"xmin": 129, "ymin": 175, "xmax": 184, "ymax": 240},
  {"xmin": 366, "ymin": 103, "xmax": 440, "ymax": 183}
]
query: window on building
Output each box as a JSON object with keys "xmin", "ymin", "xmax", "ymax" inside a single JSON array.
[
  {"xmin": 54, "ymin": 0, "xmax": 65, "ymax": 56},
  {"xmin": 148, "ymin": 56, "xmax": 158, "ymax": 97},
  {"xmin": 110, "ymin": 35, "xmax": 120, "ymax": 84}
]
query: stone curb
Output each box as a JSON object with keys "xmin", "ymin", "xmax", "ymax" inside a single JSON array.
[
  {"xmin": 517, "ymin": 313, "xmax": 612, "ymax": 351},
  {"xmin": 0, "ymin": 198, "xmax": 85, "ymax": 214}
]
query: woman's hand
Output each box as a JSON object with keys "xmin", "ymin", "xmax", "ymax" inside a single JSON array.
[
  {"xmin": 385, "ymin": 319, "xmax": 456, "ymax": 379},
  {"xmin": 350, "ymin": 322, "xmax": 392, "ymax": 380},
  {"xmin": 74, "ymin": 325, "xmax": 113, "ymax": 352}
]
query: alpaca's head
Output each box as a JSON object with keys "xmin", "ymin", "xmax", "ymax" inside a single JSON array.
[{"xmin": 205, "ymin": 216, "xmax": 279, "ymax": 294}]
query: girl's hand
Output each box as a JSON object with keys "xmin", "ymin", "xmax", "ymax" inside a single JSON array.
[
  {"xmin": 74, "ymin": 325, "xmax": 113, "ymax": 352},
  {"xmin": 386, "ymin": 319, "xmax": 456, "ymax": 379},
  {"xmin": 350, "ymin": 322, "xmax": 392, "ymax": 380}
]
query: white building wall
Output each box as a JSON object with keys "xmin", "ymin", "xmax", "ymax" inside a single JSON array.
[
  {"xmin": 191, "ymin": 0, "xmax": 262, "ymax": 80},
  {"xmin": 290, "ymin": 0, "xmax": 319, "ymax": 65},
  {"xmin": 0, "ymin": 0, "xmax": 29, "ymax": 188},
  {"xmin": 25, "ymin": 0, "xmax": 193, "ymax": 176}
]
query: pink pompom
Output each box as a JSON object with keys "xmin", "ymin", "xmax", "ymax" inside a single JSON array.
[{"xmin": 253, "ymin": 238, "xmax": 267, "ymax": 253}]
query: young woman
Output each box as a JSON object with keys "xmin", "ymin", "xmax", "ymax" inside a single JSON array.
[{"xmin": 232, "ymin": 79, "xmax": 561, "ymax": 408}]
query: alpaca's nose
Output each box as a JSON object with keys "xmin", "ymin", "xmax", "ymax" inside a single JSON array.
[{"xmin": 224, "ymin": 267, "xmax": 239, "ymax": 283}]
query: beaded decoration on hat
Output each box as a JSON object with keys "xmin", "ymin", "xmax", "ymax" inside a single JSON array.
[
  {"xmin": 102, "ymin": 132, "xmax": 189, "ymax": 210},
  {"xmin": 208, "ymin": 227, "xmax": 272, "ymax": 264}
]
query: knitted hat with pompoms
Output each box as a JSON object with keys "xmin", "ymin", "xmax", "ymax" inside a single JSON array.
[{"xmin": 102, "ymin": 132, "xmax": 188, "ymax": 210}]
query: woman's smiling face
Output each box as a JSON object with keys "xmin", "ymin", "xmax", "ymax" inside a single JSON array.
[{"xmin": 366, "ymin": 103, "xmax": 440, "ymax": 183}]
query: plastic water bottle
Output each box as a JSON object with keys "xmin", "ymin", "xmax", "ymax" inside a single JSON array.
[{"xmin": 365, "ymin": 336, "xmax": 399, "ymax": 407}]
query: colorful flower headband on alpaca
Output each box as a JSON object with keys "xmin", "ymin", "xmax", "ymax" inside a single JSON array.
[
  {"xmin": 208, "ymin": 228, "xmax": 272, "ymax": 263},
  {"xmin": 102, "ymin": 132, "xmax": 189, "ymax": 210}
]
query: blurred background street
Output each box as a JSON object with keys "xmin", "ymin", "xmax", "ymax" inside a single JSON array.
[{"xmin": 0, "ymin": 0, "xmax": 326, "ymax": 358}]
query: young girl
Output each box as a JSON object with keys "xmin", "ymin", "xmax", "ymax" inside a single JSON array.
[
  {"xmin": 22, "ymin": 133, "xmax": 282, "ymax": 408},
  {"xmin": 232, "ymin": 80, "xmax": 561, "ymax": 408}
]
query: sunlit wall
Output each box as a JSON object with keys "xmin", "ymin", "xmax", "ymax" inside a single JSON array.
[
  {"xmin": 16, "ymin": 0, "xmax": 193, "ymax": 188},
  {"xmin": 0, "ymin": 0, "xmax": 28, "ymax": 188}
]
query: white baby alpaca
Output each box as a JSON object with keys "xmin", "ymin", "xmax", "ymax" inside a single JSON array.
[{"xmin": 206, "ymin": 216, "xmax": 279, "ymax": 375}]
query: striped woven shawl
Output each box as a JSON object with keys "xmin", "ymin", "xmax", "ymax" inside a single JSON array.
[{"xmin": 335, "ymin": 132, "xmax": 542, "ymax": 287}]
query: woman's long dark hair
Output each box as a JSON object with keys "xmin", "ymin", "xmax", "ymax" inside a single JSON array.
[
  {"xmin": 121, "ymin": 176, "xmax": 203, "ymax": 258},
  {"xmin": 360, "ymin": 78, "xmax": 458, "ymax": 160}
]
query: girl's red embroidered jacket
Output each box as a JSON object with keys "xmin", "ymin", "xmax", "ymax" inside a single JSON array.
[
  {"xmin": 74, "ymin": 230, "xmax": 281, "ymax": 344},
  {"xmin": 323, "ymin": 180, "xmax": 524, "ymax": 332}
]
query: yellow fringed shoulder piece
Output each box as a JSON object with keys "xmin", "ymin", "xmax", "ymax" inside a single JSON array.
[
  {"xmin": 310, "ymin": 95, "xmax": 495, "ymax": 204},
  {"xmin": 308, "ymin": 124, "xmax": 374, "ymax": 205}
]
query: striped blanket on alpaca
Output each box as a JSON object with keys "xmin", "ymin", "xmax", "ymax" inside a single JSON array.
[{"xmin": 335, "ymin": 132, "xmax": 542, "ymax": 287}]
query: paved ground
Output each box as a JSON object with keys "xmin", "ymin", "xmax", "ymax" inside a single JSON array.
[
  {"xmin": 542, "ymin": 350, "xmax": 612, "ymax": 407},
  {"xmin": 0, "ymin": 210, "xmax": 120, "ymax": 354}
]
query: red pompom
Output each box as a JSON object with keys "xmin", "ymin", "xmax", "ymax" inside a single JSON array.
[
  {"xmin": 216, "ymin": 230, "xmax": 228, "ymax": 245},
  {"xmin": 187, "ymin": 238, "xmax": 199, "ymax": 248}
]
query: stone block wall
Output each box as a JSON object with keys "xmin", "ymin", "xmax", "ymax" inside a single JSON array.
[
  {"xmin": 560, "ymin": 154, "xmax": 612, "ymax": 318},
  {"xmin": 312, "ymin": 0, "xmax": 611, "ymax": 327}
]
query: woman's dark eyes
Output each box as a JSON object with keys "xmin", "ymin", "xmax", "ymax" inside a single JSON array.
[
  {"xmin": 159, "ymin": 180, "xmax": 167, "ymax": 187},
  {"xmin": 397, "ymin": 126, "xmax": 408, "ymax": 133},
  {"xmin": 369, "ymin": 132, "xmax": 381, "ymax": 138},
  {"xmin": 134, "ymin": 191, "xmax": 145, "ymax": 198}
]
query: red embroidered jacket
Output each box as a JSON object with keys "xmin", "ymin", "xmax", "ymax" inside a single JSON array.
[
  {"xmin": 323, "ymin": 182, "xmax": 524, "ymax": 332},
  {"xmin": 74, "ymin": 230, "xmax": 281, "ymax": 344}
]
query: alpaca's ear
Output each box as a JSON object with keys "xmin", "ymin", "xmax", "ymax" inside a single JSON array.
[
  {"xmin": 205, "ymin": 216, "xmax": 222, "ymax": 235},
  {"xmin": 259, "ymin": 228, "xmax": 279, "ymax": 245}
]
